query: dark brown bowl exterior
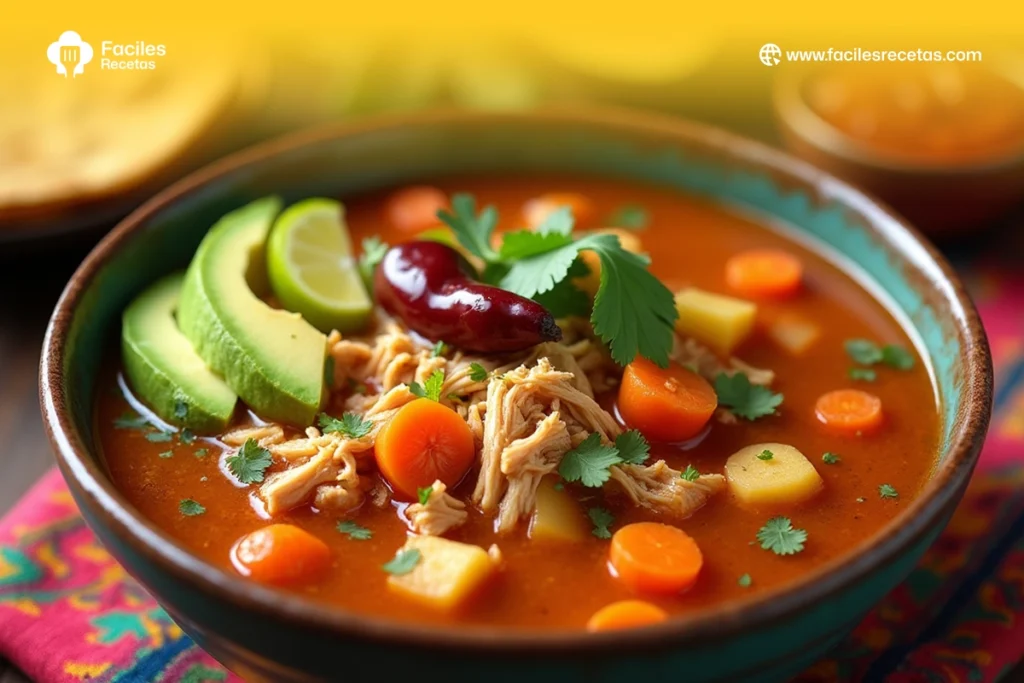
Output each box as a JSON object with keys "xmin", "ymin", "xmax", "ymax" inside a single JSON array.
[
  {"xmin": 40, "ymin": 108, "xmax": 992, "ymax": 683},
  {"xmin": 773, "ymin": 71, "xmax": 1024, "ymax": 237}
]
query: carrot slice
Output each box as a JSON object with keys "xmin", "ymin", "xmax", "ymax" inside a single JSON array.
[
  {"xmin": 587, "ymin": 600, "xmax": 668, "ymax": 632},
  {"xmin": 375, "ymin": 398, "xmax": 476, "ymax": 499},
  {"xmin": 725, "ymin": 249, "xmax": 804, "ymax": 298},
  {"xmin": 610, "ymin": 522, "xmax": 703, "ymax": 595},
  {"xmin": 232, "ymin": 524, "xmax": 331, "ymax": 585},
  {"xmin": 815, "ymin": 389, "xmax": 884, "ymax": 436},
  {"xmin": 385, "ymin": 186, "xmax": 449, "ymax": 233},
  {"xmin": 617, "ymin": 358, "xmax": 717, "ymax": 443},
  {"xmin": 523, "ymin": 192, "xmax": 595, "ymax": 229}
]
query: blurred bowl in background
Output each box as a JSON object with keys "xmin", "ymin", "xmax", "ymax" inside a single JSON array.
[{"xmin": 773, "ymin": 59, "xmax": 1024, "ymax": 236}]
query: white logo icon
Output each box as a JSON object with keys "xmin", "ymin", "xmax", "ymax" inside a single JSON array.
[
  {"xmin": 759, "ymin": 43, "xmax": 782, "ymax": 67},
  {"xmin": 47, "ymin": 31, "xmax": 94, "ymax": 78}
]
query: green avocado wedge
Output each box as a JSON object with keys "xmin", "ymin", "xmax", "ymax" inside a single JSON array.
[
  {"xmin": 177, "ymin": 197, "xmax": 327, "ymax": 426},
  {"xmin": 121, "ymin": 272, "xmax": 237, "ymax": 433}
]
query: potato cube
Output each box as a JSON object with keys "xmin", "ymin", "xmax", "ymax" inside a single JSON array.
[
  {"xmin": 530, "ymin": 476, "xmax": 588, "ymax": 542},
  {"xmin": 387, "ymin": 536, "xmax": 496, "ymax": 611},
  {"xmin": 674, "ymin": 288, "xmax": 757, "ymax": 355},
  {"xmin": 577, "ymin": 229, "xmax": 644, "ymax": 296},
  {"xmin": 767, "ymin": 313, "xmax": 821, "ymax": 356},
  {"xmin": 725, "ymin": 443, "xmax": 823, "ymax": 507}
]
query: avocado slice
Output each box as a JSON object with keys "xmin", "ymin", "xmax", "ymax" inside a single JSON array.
[
  {"xmin": 177, "ymin": 197, "xmax": 327, "ymax": 426},
  {"xmin": 122, "ymin": 272, "xmax": 237, "ymax": 433}
]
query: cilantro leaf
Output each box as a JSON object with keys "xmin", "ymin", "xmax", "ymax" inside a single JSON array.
[
  {"xmin": 468, "ymin": 362, "xmax": 489, "ymax": 382},
  {"xmin": 437, "ymin": 194, "xmax": 499, "ymax": 262},
  {"xmin": 558, "ymin": 433, "xmax": 622, "ymax": 487},
  {"xmin": 607, "ymin": 204, "xmax": 649, "ymax": 230},
  {"xmin": 822, "ymin": 452, "xmax": 840, "ymax": 465},
  {"xmin": 431, "ymin": 341, "xmax": 448, "ymax": 357},
  {"xmin": 582, "ymin": 233, "xmax": 677, "ymax": 367},
  {"xmin": 738, "ymin": 573, "xmax": 753, "ymax": 588},
  {"xmin": 337, "ymin": 520, "xmax": 372, "ymax": 540},
  {"xmin": 359, "ymin": 236, "xmax": 389, "ymax": 285},
  {"xmin": 173, "ymin": 401, "xmax": 189, "ymax": 419},
  {"xmin": 714, "ymin": 373, "xmax": 783, "ymax": 420},
  {"xmin": 879, "ymin": 483, "xmax": 899, "ymax": 499},
  {"xmin": 614, "ymin": 429, "xmax": 650, "ymax": 465},
  {"xmin": 114, "ymin": 412, "xmax": 150, "ymax": 429},
  {"xmin": 145, "ymin": 431, "xmax": 173, "ymax": 443},
  {"xmin": 499, "ymin": 229, "xmax": 574, "ymax": 261},
  {"xmin": 226, "ymin": 439, "xmax": 273, "ymax": 485},
  {"xmin": 179, "ymin": 428, "xmax": 196, "ymax": 445},
  {"xmin": 588, "ymin": 506, "xmax": 615, "ymax": 539},
  {"xmin": 756, "ymin": 516, "xmax": 807, "ymax": 555},
  {"xmin": 382, "ymin": 548, "xmax": 422, "ymax": 575},
  {"xmin": 882, "ymin": 345, "xmax": 915, "ymax": 370},
  {"xmin": 680, "ymin": 464, "xmax": 700, "ymax": 482},
  {"xmin": 532, "ymin": 277, "xmax": 592, "ymax": 318},
  {"xmin": 535, "ymin": 205, "xmax": 575, "ymax": 236},
  {"xmin": 500, "ymin": 241, "xmax": 583, "ymax": 298},
  {"xmin": 194, "ymin": 448, "xmax": 209, "ymax": 459},
  {"xmin": 410, "ymin": 370, "xmax": 445, "ymax": 402},
  {"xmin": 159, "ymin": 450, "xmax": 174, "ymax": 459},
  {"xmin": 848, "ymin": 367, "xmax": 877, "ymax": 382},
  {"xmin": 757, "ymin": 449, "xmax": 774, "ymax": 461},
  {"xmin": 417, "ymin": 486, "xmax": 433, "ymax": 505},
  {"xmin": 179, "ymin": 499, "xmax": 206, "ymax": 517},
  {"xmin": 319, "ymin": 413, "xmax": 373, "ymax": 439},
  {"xmin": 845, "ymin": 339, "xmax": 884, "ymax": 365}
]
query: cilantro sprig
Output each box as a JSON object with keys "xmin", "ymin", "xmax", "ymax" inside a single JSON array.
[
  {"xmin": 467, "ymin": 362, "xmax": 489, "ymax": 382},
  {"xmin": 588, "ymin": 507, "xmax": 615, "ymax": 539},
  {"xmin": 337, "ymin": 520, "xmax": 373, "ymax": 540},
  {"xmin": 319, "ymin": 412, "xmax": 373, "ymax": 439},
  {"xmin": 714, "ymin": 373, "xmax": 783, "ymax": 420},
  {"xmin": 410, "ymin": 369, "xmax": 445, "ymax": 402},
  {"xmin": 757, "ymin": 517, "xmax": 807, "ymax": 556},
  {"xmin": 359, "ymin": 236, "xmax": 389, "ymax": 286},
  {"xmin": 557, "ymin": 430, "xmax": 651, "ymax": 487},
  {"xmin": 437, "ymin": 194, "xmax": 677, "ymax": 366},
  {"xmin": 382, "ymin": 548, "xmax": 422, "ymax": 576},
  {"xmin": 845, "ymin": 339, "xmax": 915, "ymax": 372},
  {"xmin": 226, "ymin": 439, "xmax": 273, "ymax": 485}
]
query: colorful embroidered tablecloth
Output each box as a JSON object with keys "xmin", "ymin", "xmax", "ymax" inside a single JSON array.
[{"xmin": 1, "ymin": 259, "xmax": 1022, "ymax": 683}]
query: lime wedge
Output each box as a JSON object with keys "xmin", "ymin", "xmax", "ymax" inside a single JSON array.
[{"xmin": 267, "ymin": 198, "xmax": 373, "ymax": 333}]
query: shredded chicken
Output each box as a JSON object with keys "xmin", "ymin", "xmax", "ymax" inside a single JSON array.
[
  {"xmin": 259, "ymin": 431, "xmax": 371, "ymax": 515},
  {"xmin": 672, "ymin": 336, "xmax": 775, "ymax": 386},
  {"xmin": 404, "ymin": 480, "xmax": 468, "ymax": 536},
  {"xmin": 220, "ymin": 424, "xmax": 284, "ymax": 448},
  {"xmin": 610, "ymin": 460, "xmax": 726, "ymax": 518},
  {"xmin": 495, "ymin": 412, "xmax": 572, "ymax": 532}
]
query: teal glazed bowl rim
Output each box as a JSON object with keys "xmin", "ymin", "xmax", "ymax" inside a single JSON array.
[{"xmin": 40, "ymin": 108, "xmax": 992, "ymax": 656}]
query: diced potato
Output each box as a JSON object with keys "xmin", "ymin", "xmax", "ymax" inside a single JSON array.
[
  {"xmin": 725, "ymin": 443, "xmax": 823, "ymax": 507},
  {"xmin": 577, "ymin": 229, "xmax": 643, "ymax": 296},
  {"xmin": 674, "ymin": 287, "xmax": 757, "ymax": 355},
  {"xmin": 767, "ymin": 313, "xmax": 821, "ymax": 356},
  {"xmin": 530, "ymin": 476, "xmax": 588, "ymax": 542},
  {"xmin": 387, "ymin": 536, "xmax": 496, "ymax": 611}
]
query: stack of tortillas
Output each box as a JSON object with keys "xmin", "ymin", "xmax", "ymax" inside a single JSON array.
[{"xmin": 0, "ymin": 54, "xmax": 244, "ymax": 239}]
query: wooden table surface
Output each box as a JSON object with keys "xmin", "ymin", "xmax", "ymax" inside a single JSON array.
[{"xmin": 2, "ymin": 225, "xmax": 1022, "ymax": 682}]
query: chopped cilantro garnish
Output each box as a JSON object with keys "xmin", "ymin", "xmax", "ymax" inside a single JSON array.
[
  {"xmin": 145, "ymin": 431, "xmax": 173, "ymax": 443},
  {"xmin": 439, "ymin": 195, "xmax": 676, "ymax": 367},
  {"xmin": 226, "ymin": 439, "xmax": 273, "ymax": 485},
  {"xmin": 822, "ymin": 452, "xmax": 840, "ymax": 465},
  {"xmin": 680, "ymin": 464, "xmax": 700, "ymax": 482},
  {"xmin": 738, "ymin": 573, "xmax": 753, "ymax": 588},
  {"xmin": 558, "ymin": 433, "xmax": 622, "ymax": 487},
  {"xmin": 359, "ymin": 236, "xmax": 389, "ymax": 284},
  {"xmin": 879, "ymin": 483, "xmax": 899, "ymax": 499},
  {"xmin": 614, "ymin": 429, "xmax": 650, "ymax": 465},
  {"xmin": 337, "ymin": 520, "xmax": 373, "ymax": 540},
  {"xmin": 756, "ymin": 517, "xmax": 807, "ymax": 556},
  {"xmin": 848, "ymin": 367, "xmax": 877, "ymax": 382},
  {"xmin": 431, "ymin": 340, "xmax": 448, "ymax": 357},
  {"xmin": 757, "ymin": 449, "xmax": 774, "ymax": 461},
  {"xmin": 845, "ymin": 339, "xmax": 915, "ymax": 371},
  {"xmin": 468, "ymin": 362, "xmax": 489, "ymax": 382},
  {"xmin": 382, "ymin": 548, "xmax": 422, "ymax": 576},
  {"xmin": 323, "ymin": 355, "xmax": 336, "ymax": 389},
  {"xmin": 410, "ymin": 369, "xmax": 445, "ymax": 402},
  {"xmin": 319, "ymin": 412, "xmax": 373, "ymax": 439},
  {"xmin": 179, "ymin": 499, "xmax": 206, "ymax": 517},
  {"xmin": 882, "ymin": 345, "xmax": 915, "ymax": 370},
  {"xmin": 606, "ymin": 204, "xmax": 649, "ymax": 230},
  {"xmin": 194, "ymin": 448, "xmax": 209, "ymax": 459},
  {"xmin": 417, "ymin": 486, "xmax": 433, "ymax": 505},
  {"xmin": 114, "ymin": 412, "xmax": 150, "ymax": 429},
  {"xmin": 588, "ymin": 507, "xmax": 615, "ymax": 539},
  {"xmin": 173, "ymin": 401, "xmax": 188, "ymax": 420},
  {"xmin": 714, "ymin": 373, "xmax": 783, "ymax": 420},
  {"xmin": 158, "ymin": 450, "xmax": 173, "ymax": 459},
  {"xmin": 179, "ymin": 428, "xmax": 196, "ymax": 445}
]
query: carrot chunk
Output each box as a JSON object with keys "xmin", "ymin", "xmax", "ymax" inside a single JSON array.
[
  {"xmin": 725, "ymin": 249, "xmax": 804, "ymax": 298},
  {"xmin": 232, "ymin": 524, "xmax": 331, "ymax": 585},
  {"xmin": 815, "ymin": 389, "xmax": 883, "ymax": 435},
  {"xmin": 587, "ymin": 600, "xmax": 669, "ymax": 632},
  {"xmin": 375, "ymin": 398, "xmax": 476, "ymax": 499},
  {"xmin": 617, "ymin": 358, "xmax": 717, "ymax": 443},
  {"xmin": 523, "ymin": 192, "xmax": 595, "ymax": 229},
  {"xmin": 609, "ymin": 522, "xmax": 703, "ymax": 595},
  {"xmin": 385, "ymin": 186, "xmax": 449, "ymax": 234}
]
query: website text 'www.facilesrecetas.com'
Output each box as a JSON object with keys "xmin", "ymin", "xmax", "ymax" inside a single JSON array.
[{"xmin": 757, "ymin": 45, "xmax": 983, "ymax": 67}]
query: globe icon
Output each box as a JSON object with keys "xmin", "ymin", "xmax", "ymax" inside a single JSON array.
[{"xmin": 759, "ymin": 43, "xmax": 782, "ymax": 67}]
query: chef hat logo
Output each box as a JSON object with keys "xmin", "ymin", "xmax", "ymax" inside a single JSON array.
[{"xmin": 47, "ymin": 31, "xmax": 94, "ymax": 77}]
